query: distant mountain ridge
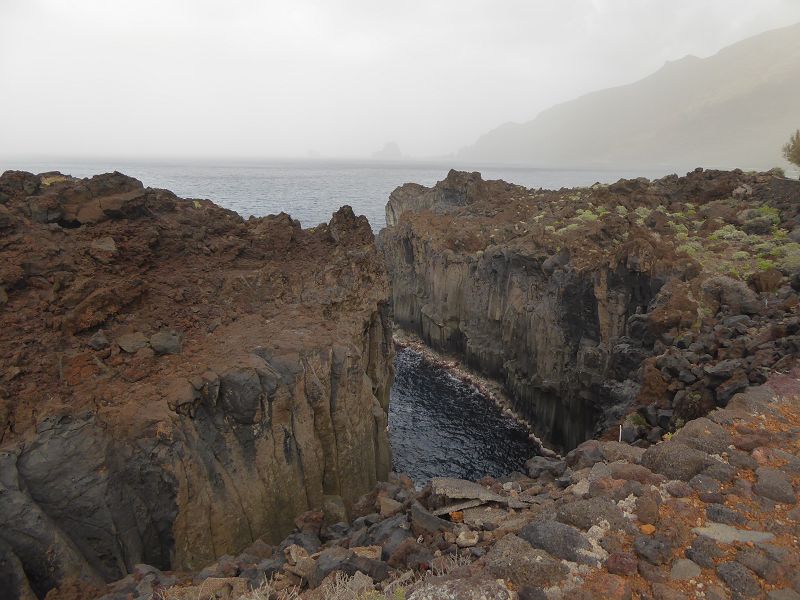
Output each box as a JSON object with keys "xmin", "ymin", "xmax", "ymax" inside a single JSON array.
[{"xmin": 459, "ymin": 22, "xmax": 800, "ymax": 170}]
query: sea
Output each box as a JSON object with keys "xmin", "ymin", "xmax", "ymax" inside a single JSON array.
[{"xmin": 1, "ymin": 158, "xmax": 670, "ymax": 231}]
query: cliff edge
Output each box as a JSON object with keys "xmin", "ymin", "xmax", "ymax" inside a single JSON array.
[
  {"xmin": 0, "ymin": 171, "xmax": 393, "ymax": 598},
  {"xmin": 381, "ymin": 168, "xmax": 799, "ymax": 450}
]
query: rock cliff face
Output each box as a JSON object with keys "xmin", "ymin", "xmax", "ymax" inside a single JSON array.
[
  {"xmin": 380, "ymin": 169, "xmax": 800, "ymax": 451},
  {"xmin": 0, "ymin": 171, "xmax": 393, "ymax": 597}
]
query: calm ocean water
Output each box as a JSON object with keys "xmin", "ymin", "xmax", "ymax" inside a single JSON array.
[{"xmin": 2, "ymin": 158, "xmax": 669, "ymax": 230}]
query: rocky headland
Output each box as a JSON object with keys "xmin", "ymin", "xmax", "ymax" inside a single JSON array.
[
  {"xmin": 381, "ymin": 169, "xmax": 800, "ymax": 451},
  {"xmin": 1, "ymin": 167, "xmax": 799, "ymax": 600},
  {"xmin": 0, "ymin": 171, "xmax": 393, "ymax": 599}
]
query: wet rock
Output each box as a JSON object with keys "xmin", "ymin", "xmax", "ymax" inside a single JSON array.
[
  {"xmin": 754, "ymin": 467, "xmax": 797, "ymax": 504},
  {"xmin": 149, "ymin": 329, "xmax": 182, "ymax": 355},
  {"xmin": 481, "ymin": 533, "xmax": 568, "ymax": 589},
  {"xmin": 716, "ymin": 561, "xmax": 762, "ymax": 598},
  {"xmin": 634, "ymin": 534, "xmax": 673, "ymax": 565},
  {"xmin": 641, "ymin": 441, "xmax": 713, "ymax": 481}
]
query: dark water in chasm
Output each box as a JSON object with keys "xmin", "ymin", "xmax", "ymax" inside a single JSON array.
[{"xmin": 388, "ymin": 346, "xmax": 537, "ymax": 485}]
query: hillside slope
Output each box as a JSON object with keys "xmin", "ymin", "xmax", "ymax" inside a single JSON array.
[{"xmin": 459, "ymin": 23, "xmax": 800, "ymax": 170}]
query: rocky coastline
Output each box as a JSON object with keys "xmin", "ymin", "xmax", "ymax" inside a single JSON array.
[
  {"xmin": 380, "ymin": 168, "xmax": 800, "ymax": 452},
  {"xmin": 1, "ymin": 167, "xmax": 798, "ymax": 600},
  {"xmin": 0, "ymin": 171, "xmax": 393, "ymax": 598}
]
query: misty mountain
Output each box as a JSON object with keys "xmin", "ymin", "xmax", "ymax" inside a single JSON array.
[{"xmin": 459, "ymin": 22, "xmax": 800, "ymax": 171}]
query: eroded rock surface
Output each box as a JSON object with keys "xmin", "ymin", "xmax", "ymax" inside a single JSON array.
[
  {"xmin": 149, "ymin": 375, "xmax": 800, "ymax": 600},
  {"xmin": 380, "ymin": 168, "xmax": 800, "ymax": 450},
  {"xmin": 0, "ymin": 171, "xmax": 393, "ymax": 597}
]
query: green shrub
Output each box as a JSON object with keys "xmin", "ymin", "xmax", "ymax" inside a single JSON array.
[
  {"xmin": 756, "ymin": 258, "xmax": 776, "ymax": 271},
  {"xmin": 773, "ymin": 227, "xmax": 788, "ymax": 240},
  {"xmin": 615, "ymin": 205, "xmax": 628, "ymax": 216},
  {"xmin": 732, "ymin": 251, "xmax": 749, "ymax": 261},
  {"xmin": 710, "ymin": 224, "xmax": 747, "ymax": 241},
  {"xmin": 677, "ymin": 241, "xmax": 703, "ymax": 257},
  {"xmin": 671, "ymin": 222, "xmax": 689, "ymax": 236}
]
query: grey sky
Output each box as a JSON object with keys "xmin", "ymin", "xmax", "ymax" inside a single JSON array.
[{"xmin": 2, "ymin": 0, "xmax": 799, "ymax": 160}]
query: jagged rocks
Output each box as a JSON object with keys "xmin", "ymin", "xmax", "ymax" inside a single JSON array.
[
  {"xmin": 380, "ymin": 169, "xmax": 800, "ymax": 453},
  {"xmin": 0, "ymin": 171, "xmax": 394, "ymax": 596}
]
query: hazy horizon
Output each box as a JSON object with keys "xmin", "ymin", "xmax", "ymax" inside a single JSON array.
[{"xmin": 2, "ymin": 1, "xmax": 800, "ymax": 162}]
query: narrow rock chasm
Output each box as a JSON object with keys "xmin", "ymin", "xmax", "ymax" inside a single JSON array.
[{"xmin": 388, "ymin": 345, "xmax": 537, "ymax": 484}]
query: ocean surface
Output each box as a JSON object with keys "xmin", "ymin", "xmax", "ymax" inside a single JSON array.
[
  {"xmin": 2, "ymin": 158, "xmax": 669, "ymax": 231},
  {"xmin": 389, "ymin": 347, "xmax": 535, "ymax": 484}
]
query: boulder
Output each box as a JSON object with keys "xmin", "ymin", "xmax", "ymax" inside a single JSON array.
[
  {"xmin": 149, "ymin": 329, "xmax": 182, "ymax": 355},
  {"xmin": 481, "ymin": 534, "xmax": 567, "ymax": 589},
  {"xmin": 519, "ymin": 520, "xmax": 597, "ymax": 565},
  {"xmin": 754, "ymin": 467, "xmax": 797, "ymax": 504},
  {"xmin": 641, "ymin": 441, "xmax": 713, "ymax": 481}
]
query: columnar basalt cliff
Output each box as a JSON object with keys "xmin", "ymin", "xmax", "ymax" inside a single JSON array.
[
  {"xmin": 0, "ymin": 171, "xmax": 393, "ymax": 598},
  {"xmin": 380, "ymin": 169, "xmax": 800, "ymax": 451}
]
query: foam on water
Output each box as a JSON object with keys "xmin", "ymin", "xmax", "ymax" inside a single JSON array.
[{"xmin": 388, "ymin": 346, "xmax": 536, "ymax": 484}]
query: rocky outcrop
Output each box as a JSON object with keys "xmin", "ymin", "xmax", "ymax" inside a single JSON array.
[
  {"xmin": 380, "ymin": 169, "xmax": 800, "ymax": 450},
  {"xmin": 0, "ymin": 171, "xmax": 393, "ymax": 598},
  {"xmin": 152, "ymin": 371, "xmax": 800, "ymax": 600}
]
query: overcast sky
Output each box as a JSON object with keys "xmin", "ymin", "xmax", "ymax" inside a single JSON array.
[{"xmin": 1, "ymin": 0, "xmax": 799, "ymax": 160}]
